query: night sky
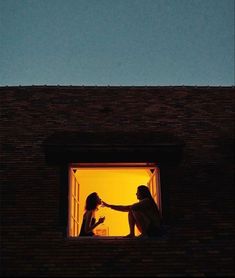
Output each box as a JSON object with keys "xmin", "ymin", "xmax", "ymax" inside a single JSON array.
[{"xmin": 0, "ymin": 0, "xmax": 234, "ymax": 86}]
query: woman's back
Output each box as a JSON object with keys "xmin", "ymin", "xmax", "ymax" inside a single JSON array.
[
  {"xmin": 79, "ymin": 211, "xmax": 96, "ymax": 236},
  {"xmin": 133, "ymin": 198, "xmax": 161, "ymax": 226}
]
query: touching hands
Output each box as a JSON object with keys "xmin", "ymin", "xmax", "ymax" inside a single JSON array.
[{"xmin": 101, "ymin": 201, "xmax": 109, "ymax": 207}]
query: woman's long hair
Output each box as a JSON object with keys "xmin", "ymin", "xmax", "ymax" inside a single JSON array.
[
  {"xmin": 137, "ymin": 185, "xmax": 160, "ymax": 214},
  {"xmin": 85, "ymin": 192, "xmax": 100, "ymax": 211}
]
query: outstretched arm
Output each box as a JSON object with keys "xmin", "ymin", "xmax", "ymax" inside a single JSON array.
[{"xmin": 102, "ymin": 201, "xmax": 131, "ymax": 212}]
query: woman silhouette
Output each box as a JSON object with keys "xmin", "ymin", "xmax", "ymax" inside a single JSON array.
[
  {"xmin": 79, "ymin": 192, "xmax": 105, "ymax": 236},
  {"xmin": 102, "ymin": 185, "xmax": 161, "ymax": 238}
]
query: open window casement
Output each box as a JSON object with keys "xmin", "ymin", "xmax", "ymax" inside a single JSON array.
[
  {"xmin": 68, "ymin": 168, "xmax": 80, "ymax": 237},
  {"xmin": 147, "ymin": 168, "xmax": 162, "ymax": 217}
]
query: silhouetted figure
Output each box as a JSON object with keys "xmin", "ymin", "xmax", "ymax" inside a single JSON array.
[
  {"xmin": 102, "ymin": 185, "xmax": 161, "ymax": 238},
  {"xmin": 79, "ymin": 192, "xmax": 105, "ymax": 236}
]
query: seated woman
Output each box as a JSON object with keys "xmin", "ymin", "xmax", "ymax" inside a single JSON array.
[
  {"xmin": 79, "ymin": 192, "xmax": 105, "ymax": 237},
  {"xmin": 102, "ymin": 185, "xmax": 161, "ymax": 238}
]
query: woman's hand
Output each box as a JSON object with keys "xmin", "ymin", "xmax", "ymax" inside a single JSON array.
[
  {"xmin": 98, "ymin": 216, "xmax": 105, "ymax": 224},
  {"xmin": 101, "ymin": 201, "xmax": 110, "ymax": 207}
]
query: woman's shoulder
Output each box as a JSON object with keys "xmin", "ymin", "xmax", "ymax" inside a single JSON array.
[
  {"xmin": 140, "ymin": 198, "xmax": 151, "ymax": 204},
  {"xmin": 131, "ymin": 198, "xmax": 149, "ymax": 210},
  {"xmin": 84, "ymin": 210, "xmax": 93, "ymax": 217},
  {"xmin": 139, "ymin": 198, "xmax": 155, "ymax": 208}
]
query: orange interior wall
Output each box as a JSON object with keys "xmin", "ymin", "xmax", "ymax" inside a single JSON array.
[{"xmin": 75, "ymin": 168, "xmax": 150, "ymax": 236}]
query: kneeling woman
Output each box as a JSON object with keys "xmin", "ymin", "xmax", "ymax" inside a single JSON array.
[{"xmin": 79, "ymin": 192, "xmax": 105, "ymax": 236}]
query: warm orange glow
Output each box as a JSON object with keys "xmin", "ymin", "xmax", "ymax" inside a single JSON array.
[{"xmin": 68, "ymin": 164, "xmax": 161, "ymax": 237}]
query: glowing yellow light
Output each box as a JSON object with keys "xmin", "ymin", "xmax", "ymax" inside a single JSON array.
[{"xmin": 75, "ymin": 168, "xmax": 151, "ymax": 236}]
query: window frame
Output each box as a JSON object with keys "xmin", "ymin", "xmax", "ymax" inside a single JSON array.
[{"xmin": 67, "ymin": 162, "xmax": 162, "ymax": 237}]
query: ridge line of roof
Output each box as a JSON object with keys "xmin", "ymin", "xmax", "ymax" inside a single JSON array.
[{"xmin": 0, "ymin": 85, "xmax": 234, "ymax": 89}]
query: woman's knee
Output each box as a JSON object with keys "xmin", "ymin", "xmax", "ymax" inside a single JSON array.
[
  {"xmin": 131, "ymin": 208, "xmax": 146, "ymax": 220},
  {"xmin": 131, "ymin": 210, "xmax": 148, "ymax": 223}
]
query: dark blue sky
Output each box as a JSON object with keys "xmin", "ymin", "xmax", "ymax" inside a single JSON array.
[{"xmin": 1, "ymin": 0, "xmax": 234, "ymax": 86}]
